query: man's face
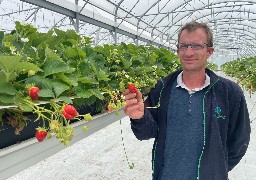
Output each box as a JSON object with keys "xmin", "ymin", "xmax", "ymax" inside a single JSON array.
[{"xmin": 177, "ymin": 28, "xmax": 214, "ymax": 72}]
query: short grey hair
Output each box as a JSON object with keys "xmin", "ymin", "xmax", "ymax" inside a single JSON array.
[{"xmin": 177, "ymin": 21, "xmax": 213, "ymax": 47}]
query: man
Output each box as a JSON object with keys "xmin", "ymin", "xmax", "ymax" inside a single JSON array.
[{"xmin": 123, "ymin": 21, "xmax": 250, "ymax": 180}]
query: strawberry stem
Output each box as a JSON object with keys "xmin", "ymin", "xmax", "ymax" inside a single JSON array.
[{"xmin": 119, "ymin": 118, "xmax": 134, "ymax": 169}]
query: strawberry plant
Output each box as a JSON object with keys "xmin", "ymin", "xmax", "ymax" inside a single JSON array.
[
  {"xmin": 221, "ymin": 57, "xmax": 256, "ymax": 122},
  {"xmin": 221, "ymin": 57, "xmax": 256, "ymax": 95},
  {"xmin": 0, "ymin": 22, "xmax": 99, "ymax": 146},
  {"xmin": 206, "ymin": 62, "xmax": 218, "ymax": 71}
]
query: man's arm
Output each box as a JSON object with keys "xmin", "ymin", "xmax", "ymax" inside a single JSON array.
[{"xmin": 130, "ymin": 108, "xmax": 158, "ymax": 140}]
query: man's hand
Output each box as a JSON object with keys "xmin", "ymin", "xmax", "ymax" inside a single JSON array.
[{"xmin": 123, "ymin": 89, "xmax": 144, "ymax": 119}]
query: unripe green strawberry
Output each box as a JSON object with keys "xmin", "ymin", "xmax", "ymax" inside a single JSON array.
[
  {"xmin": 28, "ymin": 70, "xmax": 35, "ymax": 76},
  {"xmin": 49, "ymin": 120, "xmax": 60, "ymax": 131},
  {"xmin": 83, "ymin": 114, "xmax": 93, "ymax": 121},
  {"xmin": 47, "ymin": 133, "xmax": 52, "ymax": 139},
  {"xmin": 83, "ymin": 126, "xmax": 88, "ymax": 131},
  {"xmin": 121, "ymin": 101, "xmax": 126, "ymax": 107},
  {"xmin": 56, "ymin": 133, "xmax": 61, "ymax": 139},
  {"xmin": 63, "ymin": 140, "xmax": 69, "ymax": 146}
]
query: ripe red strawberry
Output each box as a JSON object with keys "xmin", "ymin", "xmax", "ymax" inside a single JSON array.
[
  {"xmin": 28, "ymin": 86, "xmax": 40, "ymax": 100},
  {"xmin": 62, "ymin": 104, "xmax": 78, "ymax": 120},
  {"xmin": 35, "ymin": 128, "xmax": 47, "ymax": 142},
  {"xmin": 128, "ymin": 83, "xmax": 137, "ymax": 93}
]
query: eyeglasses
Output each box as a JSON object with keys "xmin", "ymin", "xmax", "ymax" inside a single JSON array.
[{"xmin": 176, "ymin": 42, "xmax": 210, "ymax": 51}]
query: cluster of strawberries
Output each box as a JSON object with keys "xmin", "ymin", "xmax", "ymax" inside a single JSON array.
[
  {"xmin": 28, "ymin": 86, "xmax": 79, "ymax": 142},
  {"xmin": 31, "ymin": 84, "xmax": 137, "ymax": 142}
]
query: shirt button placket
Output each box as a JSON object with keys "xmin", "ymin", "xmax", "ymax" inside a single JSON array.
[{"xmin": 188, "ymin": 94, "xmax": 192, "ymax": 114}]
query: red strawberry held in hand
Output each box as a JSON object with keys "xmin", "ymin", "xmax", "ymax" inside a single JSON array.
[
  {"xmin": 28, "ymin": 86, "xmax": 40, "ymax": 100},
  {"xmin": 35, "ymin": 128, "xmax": 47, "ymax": 142},
  {"xmin": 128, "ymin": 83, "xmax": 137, "ymax": 93},
  {"xmin": 62, "ymin": 104, "xmax": 79, "ymax": 120}
]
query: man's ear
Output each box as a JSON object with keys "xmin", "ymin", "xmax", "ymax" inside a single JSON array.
[{"xmin": 207, "ymin": 47, "xmax": 214, "ymax": 58}]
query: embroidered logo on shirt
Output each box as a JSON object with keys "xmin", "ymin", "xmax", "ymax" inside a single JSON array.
[{"xmin": 215, "ymin": 106, "xmax": 225, "ymax": 119}]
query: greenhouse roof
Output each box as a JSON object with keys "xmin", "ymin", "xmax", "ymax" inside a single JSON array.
[{"xmin": 1, "ymin": 0, "xmax": 256, "ymax": 65}]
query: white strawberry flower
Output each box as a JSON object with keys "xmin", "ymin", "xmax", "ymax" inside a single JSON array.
[
  {"xmin": 21, "ymin": 38, "xmax": 29, "ymax": 42},
  {"xmin": 31, "ymin": 46, "xmax": 37, "ymax": 52}
]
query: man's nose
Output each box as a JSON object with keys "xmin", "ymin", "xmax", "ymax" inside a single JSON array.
[{"xmin": 184, "ymin": 46, "xmax": 194, "ymax": 54}]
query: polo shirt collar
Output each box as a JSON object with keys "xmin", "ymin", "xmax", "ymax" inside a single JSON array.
[{"xmin": 176, "ymin": 71, "xmax": 210, "ymax": 94}]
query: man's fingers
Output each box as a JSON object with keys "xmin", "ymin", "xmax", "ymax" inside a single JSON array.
[
  {"xmin": 124, "ymin": 89, "xmax": 142, "ymax": 101},
  {"xmin": 124, "ymin": 93, "xmax": 137, "ymax": 101},
  {"xmin": 135, "ymin": 89, "xmax": 143, "ymax": 102},
  {"xmin": 125, "ymin": 98, "xmax": 139, "ymax": 106},
  {"xmin": 125, "ymin": 104, "xmax": 139, "ymax": 115},
  {"xmin": 137, "ymin": 101, "xmax": 144, "ymax": 112},
  {"xmin": 124, "ymin": 104, "xmax": 144, "ymax": 119},
  {"xmin": 122, "ymin": 89, "xmax": 130, "ymax": 96},
  {"xmin": 123, "ymin": 88, "xmax": 144, "ymax": 119}
]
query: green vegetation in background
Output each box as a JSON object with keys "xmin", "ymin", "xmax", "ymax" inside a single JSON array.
[
  {"xmin": 221, "ymin": 57, "xmax": 256, "ymax": 94},
  {"xmin": 206, "ymin": 61, "xmax": 218, "ymax": 71}
]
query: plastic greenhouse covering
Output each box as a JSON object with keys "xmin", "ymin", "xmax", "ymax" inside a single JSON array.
[{"xmin": 1, "ymin": 0, "xmax": 256, "ymax": 66}]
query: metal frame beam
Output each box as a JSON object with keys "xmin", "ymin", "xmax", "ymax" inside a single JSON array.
[{"xmin": 20, "ymin": 0, "xmax": 169, "ymax": 48}]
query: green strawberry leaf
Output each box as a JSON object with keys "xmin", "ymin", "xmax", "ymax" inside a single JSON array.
[
  {"xmin": 43, "ymin": 60, "xmax": 71, "ymax": 77},
  {"xmin": 45, "ymin": 47, "xmax": 62, "ymax": 61},
  {"xmin": 0, "ymin": 56, "xmax": 42, "ymax": 82},
  {"xmin": 55, "ymin": 73, "xmax": 78, "ymax": 86},
  {"xmin": 25, "ymin": 75, "xmax": 53, "ymax": 90},
  {"xmin": 78, "ymin": 77, "xmax": 98, "ymax": 86},
  {"xmin": 58, "ymin": 96, "xmax": 73, "ymax": 104},
  {"xmin": 0, "ymin": 82, "xmax": 16, "ymax": 95},
  {"xmin": 120, "ymin": 56, "xmax": 132, "ymax": 69},
  {"xmin": 19, "ymin": 103, "xmax": 33, "ymax": 112},
  {"xmin": 97, "ymin": 70, "xmax": 110, "ymax": 81},
  {"xmin": 0, "ymin": 94, "xmax": 15, "ymax": 104},
  {"xmin": 76, "ymin": 47, "xmax": 86, "ymax": 57},
  {"xmin": 65, "ymin": 47, "xmax": 79, "ymax": 58},
  {"xmin": 38, "ymin": 89, "xmax": 55, "ymax": 98},
  {"xmin": 92, "ymin": 89, "xmax": 104, "ymax": 100},
  {"xmin": 52, "ymin": 81, "xmax": 69, "ymax": 97},
  {"xmin": 75, "ymin": 89, "xmax": 94, "ymax": 99}
]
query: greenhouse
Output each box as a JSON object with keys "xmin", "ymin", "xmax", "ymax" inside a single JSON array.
[{"xmin": 0, "ymin": 0, "xmax": 255, "ymax": 180}]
